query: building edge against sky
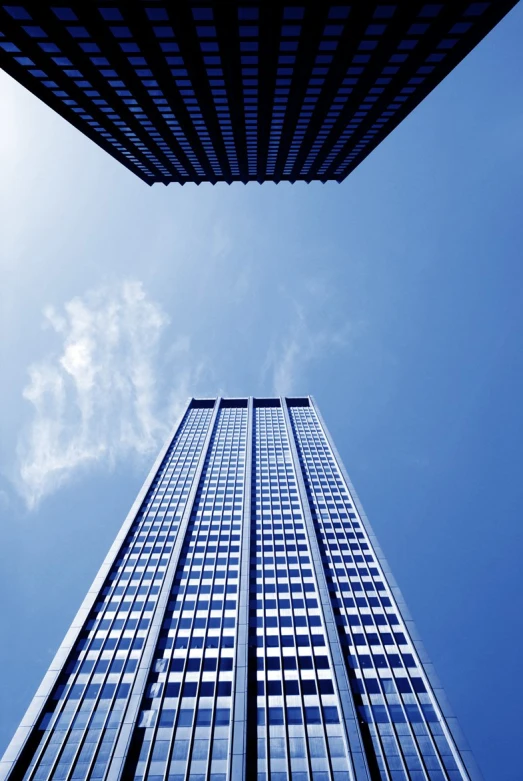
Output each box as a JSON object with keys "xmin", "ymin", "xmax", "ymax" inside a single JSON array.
[
  {"xmin": 0, "ymin": 397, "xmax": 482, "ymax": 781},
  {"xmin": 0, "ymin": 2, "xmax": 517, "ymax": 185}
]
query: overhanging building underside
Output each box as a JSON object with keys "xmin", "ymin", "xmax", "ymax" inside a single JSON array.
[{"xmin": 0, "ymin": 2, "xmax": 517, "ymax": 184}]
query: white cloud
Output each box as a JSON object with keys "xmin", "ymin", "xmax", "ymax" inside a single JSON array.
[
  {"xmin": 17, "ymin": 280, "xmax": 195, "ymax": 509},
  {"xmin": 266, "ymin": 279, "xmax": 360, "ymax": 396}
]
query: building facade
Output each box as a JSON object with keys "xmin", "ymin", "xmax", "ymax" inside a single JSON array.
[
  {"xmin": 0, "ymin": 2, "xmax": 516, "ymax": 185},
  {"xmin": 1, "ymin": 397, "xmax": 481, "ymax": 781}
]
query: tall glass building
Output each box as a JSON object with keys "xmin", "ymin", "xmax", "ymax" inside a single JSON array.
[
  {"xmin": 0, "ymin": 2, "xmax": 516, "ymax": 185},
  {"xmin": 1, "ymin": 397, "xmax": 481, "ymax": 781}
]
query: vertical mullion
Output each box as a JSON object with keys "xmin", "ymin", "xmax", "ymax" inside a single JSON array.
[{"xmin": 231, "ymin": 398, "xmax": 253, "ymax": 781}]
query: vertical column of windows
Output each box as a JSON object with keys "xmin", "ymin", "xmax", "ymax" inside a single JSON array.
[
  {"xmin": 124, "ymin": 405, "xmax": 247, "ymax": 781},
  {"xmin": 248, "ymin": 405, "xmax": 353, "ymax": 781},
  {"xmin": 136, "ymin": 5, "xmax": 196, "ymax": 177},
  {"xmin": 331, "ymin": 60, "xmax": 369, "ymax": 177},
  {"xmin": 282, "ymin": 69, "xmax": 314, "ymax": 178},
  {"xmin": 191, "ymin": 7, "xmax": 225, "ymax": 179},
  {"xmin": 126, "ymin": 6, "xmax": 191, "ymax": 178},
  {"xmin": 118, "ymin": 5, "xmax": 188, "ymax": 178},
  {"xmin": 156, "ymin": 30, "xmax": 200, "ymax": 179},
  {"xmin": 238, "ymin": 7, "xmax": 259, "ymax": 178},
  {"xmin": 266, "ymin": 9, "xmax": 300, "ymax": 178},
  {"xmin": 299, "ymin": 8, "xmax": 349, "ymax": 178},
  {"xmin": 196, "ymin": 7, "xmax": 239, "ymax": 180},
  {"xmin": 199, "ymin": 44, "xmax": 239, "ymax": 179},
  {"xmin": 18, "ymin": 407, "xmax": 213, "ymax": 781},
  {"xmin": 282, "ymin": 5, "xmax": 341, "ymax": 178},
  {"xmin": 289, "ymin": 405, "xmax": 468, "ymax": 781}
]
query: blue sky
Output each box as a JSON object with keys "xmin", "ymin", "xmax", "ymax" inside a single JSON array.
[{"xmin": 1, "ymin": 6, "xmax": 523, "ymax": 780}]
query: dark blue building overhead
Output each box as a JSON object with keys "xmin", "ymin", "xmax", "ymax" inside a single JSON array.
[{"xmin": 0, "ymin": 2, "xmax": 517, "ymax": 184}]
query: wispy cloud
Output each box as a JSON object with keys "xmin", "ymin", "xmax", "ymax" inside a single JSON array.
[
  {"xmin": 17, "ymin": 280, "xmax": 196, "ymax": 509},
  {"xmin": 266, "ymin": 276, "xmax": 361, "ymax": 395},
  {"xmin": 211, "ymin": 220, "xmax": 233, "ymax": 259}
]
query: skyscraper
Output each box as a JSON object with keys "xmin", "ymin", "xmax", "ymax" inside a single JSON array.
[
  {"xmin": 1, "ymin": 396, "xmax": 481, "ymax": 781},
  {"xmin": 0, "ymin": 2, "xmax": 516, "ymax": 185}
]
